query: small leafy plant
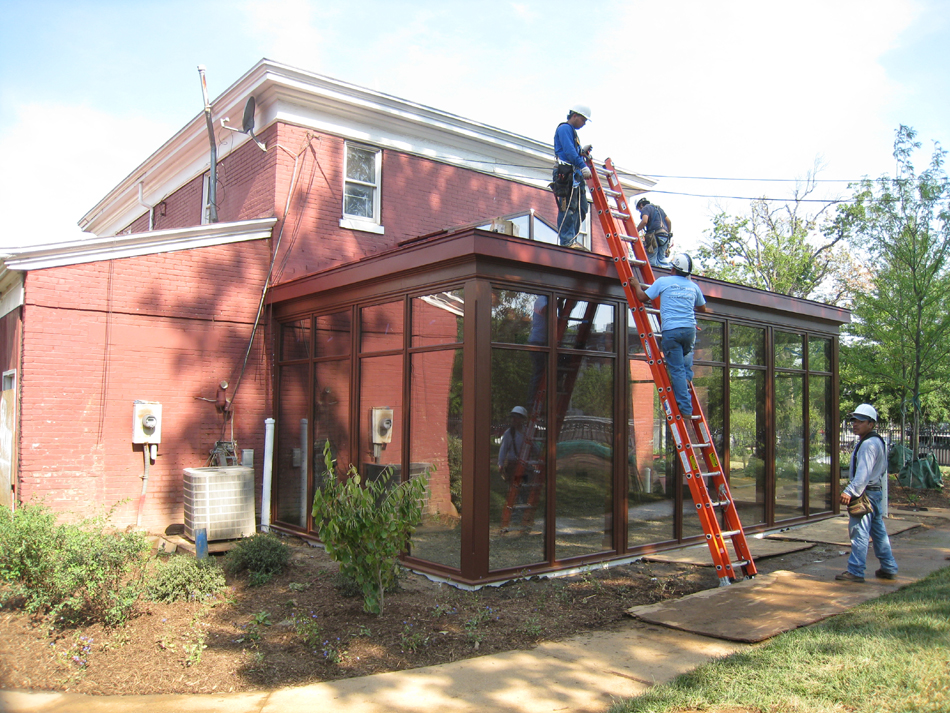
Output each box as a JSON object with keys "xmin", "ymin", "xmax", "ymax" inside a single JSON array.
[
  {"xmin": 223, "ymin": 533, "xmax": 290, "ymax": 586},
  {"xmin": 147, "ymin": 555, "xmax": 226, "ymax": 603},
  {"xmin": 311, "ymin": 441, "xmax": 429, "ymax": 614},
  {"xmin": 294, "ymin": 611, "xmax": 322, "ymax": 648}
]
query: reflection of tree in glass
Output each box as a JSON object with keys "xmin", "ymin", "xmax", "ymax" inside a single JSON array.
[
  {"xmin": 571, "ymin": 362, "xmax": 612, "ymax": 419},
  {"xmin": 729, "ymin": 325, "xmax": 764, "ymax": 366}
]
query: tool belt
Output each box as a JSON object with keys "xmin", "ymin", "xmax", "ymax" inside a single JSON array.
[{"xmin": 550, "ymin": 162, "xmax": 574, "ymax": 199}]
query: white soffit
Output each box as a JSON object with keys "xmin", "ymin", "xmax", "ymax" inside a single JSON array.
[
  {"xmin": 2, "ymin": 218, "xmax": 277, "ymax": 271},
  {"xmin": 79, "ymin": 59, "xmax": 654, "ymax": 237}
]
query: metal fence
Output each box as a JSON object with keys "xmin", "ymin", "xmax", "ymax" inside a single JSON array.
[{"xmin": 841, "ymin": 422, "xmax": 950, "ymax": 467}]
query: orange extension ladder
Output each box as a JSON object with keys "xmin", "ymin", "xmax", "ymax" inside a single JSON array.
[{"xmin": 585, "ymin": 156, "xmax": 757, "ymax": 584}]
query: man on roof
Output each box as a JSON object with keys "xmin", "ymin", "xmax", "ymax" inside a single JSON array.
[{"xmin": 552, "ymin": 104, "xmax": 592, "ymax": 250}]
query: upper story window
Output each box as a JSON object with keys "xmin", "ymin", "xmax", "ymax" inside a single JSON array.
[{"xmin": 340, "ymin": 142, "xmax": 384, "ymax": 234}]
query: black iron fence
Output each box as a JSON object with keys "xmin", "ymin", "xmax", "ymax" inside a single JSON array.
[{"xmin": 841, "ymin": 422, "xmax": 950, "ymax": 467}]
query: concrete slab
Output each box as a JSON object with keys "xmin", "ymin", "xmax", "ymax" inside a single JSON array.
[
  {"xmin": 889, "ymin": 506, "xmax": 950, "ymax": 520},
  {"xmin": 765, "ymin": 515, "xmax": 921, "ymax": 546},
  {"xmin": 642, "ymin": 538, "xmax": 813, "ymax": 566}
]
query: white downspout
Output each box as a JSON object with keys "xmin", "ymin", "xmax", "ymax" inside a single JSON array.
[
  {"xmin": 137, "ymin": 182, "xmax": 154, "ymax": 231},
  {"xmin": 261, "ymin": 417, "xmax": 275, "ymax": 531}
]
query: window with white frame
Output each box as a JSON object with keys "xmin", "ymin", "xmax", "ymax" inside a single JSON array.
[{"xmin": 340, "ymin": 143, "xmax": 384, "ymax": 234}]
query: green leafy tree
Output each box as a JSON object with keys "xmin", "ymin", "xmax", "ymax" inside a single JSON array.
[
  {"xmin": 837, "ymin": 126, "xmax": 950, "ymax": 454},
  {"xmin": 696, "ymin": 166, "xmax": 854, "ymax": 305}
]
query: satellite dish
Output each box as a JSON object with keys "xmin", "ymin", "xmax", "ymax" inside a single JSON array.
[{"xmin": 220, "ymin": 96, "xmax": 266, "ymax": 152}]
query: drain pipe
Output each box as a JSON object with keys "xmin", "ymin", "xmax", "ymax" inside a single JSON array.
[
  {"xmin": 137, "ymin": 445, "xmax": 150, "ymax": 527},
  {"xmin": 197, "ymin": 66, "xmax": 218, "ymax": 223},
  {"xmin": 137, "ymin": 182, "xmax": 154, "ymax": 231},
  {"xmin": 261, "ymin": 417, "xmax": 275, "ymax": 531}
]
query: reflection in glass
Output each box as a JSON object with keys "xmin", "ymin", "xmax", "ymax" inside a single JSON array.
[
  {"xmin": 775, "ymin": 331, "xmax": 804, "ymax": 370},
  {"xmin": 344, "ymin": 183, "xmax": 374, "ymax": 218},
  {"xmin": 490, "ymin": 349, "xmax": 546, "ymax": 571},
  {"xmin": 809, "ymin": 375, "xmax": 834, "ymax": 513},
  {"xmin": 281, "ymin": 320, "xmax": 311, "ymax": 361},
  {"xmin": 361, "ymin": 301, "xmax": 404, "ymax": 353},
  {"xmin": 695, "ymin": 319, "xmax": 723, "ymax": 363},
  {"xmin": 556, "ymin": 357, "xmax": 614, "ymax": 559},
  {"xmin": 809, "ymin": 336, "xmax": 832, "ymax": 372},
  {"xmin": 312, "ymin": 360, "xmax": 350, "ymax": 492},
  {"xmin": 359, "ymin": 355, "xmax": 403, "ymax": 479},
  {"xmin": 774, "ymin": 373, "xmax": 805, "ymax": 520},
  {"xmin": 729, "ymin": 368, "xmax": 766, "ymax": 525},
  {"xmin": 275, "ymin": 362, "xmax": 310, "ymax": 528},
  {"xmin": 729, "ymin": 324, "xmax": 765, "ymax": 366},
  {"xmin": 315, "ymin": 311, "xmax": 351, "ymax": 358},
  {"xmin": 628, "ymin": 359, "xmax": 675, "ymax": 547},
  {"xmin": 409, "ymin": 349, "xmax": 464, "ymax": 569},
  {"xmin": 684, "ymin": 365, "xmax": 724, "ymax": 539},
  {"xmin": 412, "ymin": 291, "xmax": 464, "ymax": 347},
  {"xmin": 557, "ymin": 300, "xmax": 615, "ymax": 353},
  {"xmin": 346, "ymin": 145, "xmax": 376, "ymax": 183},
  {"xmin": 491, "ymin": 290, "xmax": 545, "ymax": 346}
]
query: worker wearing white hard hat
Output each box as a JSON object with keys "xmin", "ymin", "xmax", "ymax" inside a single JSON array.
[
  {"xmin": 498, "ymin": 405, "xmax": 530, "ymax": 481},
  {"xmin": 551, "ymin": 104, "xmax": 593, "ymax": 249}
]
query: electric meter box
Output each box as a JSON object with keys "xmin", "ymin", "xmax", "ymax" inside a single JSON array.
[{"xmin": 132, "ymin": 401, "xmax": 162, "ymax": 444}]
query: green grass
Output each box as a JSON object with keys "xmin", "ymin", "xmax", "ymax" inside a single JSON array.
[{"xmin": 610, "ymin": 566, "xmax": 950, "ymax": 713}]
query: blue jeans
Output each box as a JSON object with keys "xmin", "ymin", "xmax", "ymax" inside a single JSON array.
[
  {"xmin": 661, "ymin": 327, "xmax": 695, "ymax": 416},
  {"xmin": 557, "ymin": 187, "xmax": 588, "ymax": 246},
  {"xmin": 847, "ymin": 489, "xmax": 898, "ymax": 577},
  {"xmin": 648, "ymin": 232, "xmax": 672, "ymax": 268}
]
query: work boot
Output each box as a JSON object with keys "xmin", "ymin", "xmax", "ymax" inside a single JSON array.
[
  {"xmin": 570, "ymin": 241, "xmax": 590, "ymax": 251},
  {"xmin": 875, "ymin": 568, "xmax": 897, "ymax": 580},
  {"xmin": 835, "ymin": 571, "xmax": 865, "ymax": 583}
]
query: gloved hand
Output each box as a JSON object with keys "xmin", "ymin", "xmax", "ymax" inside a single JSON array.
[
  {"xmin": 581, "ymin": 166, "xmax": 592, "ymax": 179},
  {"xmin": 582, "ymin": 144, "xmax": 592, "ymax": 156}
]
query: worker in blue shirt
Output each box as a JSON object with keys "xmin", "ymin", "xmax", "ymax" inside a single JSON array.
[
  {"xmin": 634, "ymin": 253, "xmax": 707, "ymax": 417},
  {"xmin": 552, "ymin": 104, "xmax": 592, "ymax": 249}
]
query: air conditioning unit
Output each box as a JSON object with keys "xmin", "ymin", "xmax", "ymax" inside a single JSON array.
[{"xmin": 183, "ymin": 466, "xmax": 256, "ymax": 542}]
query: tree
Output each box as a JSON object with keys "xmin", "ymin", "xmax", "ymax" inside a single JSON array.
[
  {"xmin": 837, "ymin": 126, "xmax": 950, "ymax": 454},
  {"xmin": 696, "ymin": 164, "xmax": 855, "ymax": 305}
]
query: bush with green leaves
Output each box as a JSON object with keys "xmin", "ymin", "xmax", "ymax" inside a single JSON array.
[
  {"xmin": 0, "ymin": 502, "xmax": 150, "ymax": 626},
  {"xmin": 147, "ymin": 554, "xmax": 226, "ymax": 602},
  {"xmin": 311, "ymin": 441, "xmax": 428, "ymax": 614},
  {"xmin": 223, "ymin": 532, "xmax": 289, "ymax": 586}
]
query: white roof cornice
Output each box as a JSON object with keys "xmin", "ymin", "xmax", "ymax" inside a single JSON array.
[
  {"xmin": 2, "ymin": 218, "xmax": 277, "ymax": 271},
  {"xmin": 79, "ymin": 59, "xmax": 654, "ymax": 237}
]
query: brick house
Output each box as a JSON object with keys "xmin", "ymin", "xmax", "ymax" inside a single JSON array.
[{"xmin": 0, "ymin": 59, "xmax": 848, "ymax": 585}]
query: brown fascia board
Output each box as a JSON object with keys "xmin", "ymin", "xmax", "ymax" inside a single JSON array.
[{"xmin": 266, "ymin": 228, "xmax": 851, "ymax": 329}]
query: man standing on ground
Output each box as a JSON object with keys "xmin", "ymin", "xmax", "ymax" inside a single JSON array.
[
  {"xmin": 837, "ymin": 403, "xmax": 899, "ymax": 583},
  {"xmin": 634, "ymin": 253, "xmax": 707, "ymax": 417},
  {"xmin": 552, "ymin": 105, "xmax": 592, "ymax": 249},
  {"xmin": 636, "ymin": 198, "xmax": 673, "ymax": 268}
]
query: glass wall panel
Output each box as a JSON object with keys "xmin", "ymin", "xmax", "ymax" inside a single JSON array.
[
  {"xmin": 358, "ymin": 355, "xmax": 403, "ymax": 479},
  {"xmin": 695, "ymin": 319, "xmax": 723, "ymax": 363},
  {"xmin": 774, "ymin": 373, "xmax": 805, "ymax": 520},
  {"xmin": 809, "ymin": 336, "xmax": 832, "ymax": 372},
  {"xmin": 315, "ymin": 311, "xmax": 351, "ymax": 358},
  {"xmin": 281, "ymin": 319, "xmax": 311, "ymax": 361},
  {"xmin": 412, "ymin": 290, "xmax": 464, "ymax": 347},
  {"xmin": 491, "ymin": 290, "xmax": 546, "ymax": 346},
  {"xmin": 775, "ymin": 331, "xmax": 804, "ymax": 370},
  {"xmin": 275, "ymin": 362, "xmax": 310, "ymax": 527},
  {"xmin": 361, "ymin": 301, "xmax": 404, "ymax": 353},
  {"xmin": 730, "ymin": 325, "xmax": 765, "ymax": 366},
  {"xmin": 683, "ymin": 365, "xmax": 724, "ymax": 539},
  {"xmin": 556, "ymin": 356, "xmax": 614, "ymax": 559},
  {"xmin": 729, "ymin": 367, "xmax": 766, "ymax": 525},
  {"xmin": 409, "ymin": 349, "xmax": 463, "ymax": 569},
  {"xmin": 809, "ymin": 374, "xmax": 834, "ymax": 513},
  {"xmin": 312, "ymin": 359, "xmax": 350, "ymax": 489},
  {"xmin": 557, "ymin": 300, "xmax": 615, "ymax": 352},
  {"xmin": 628, "ymin": 359, "xmax": 675, "ymax": 547},
  {"xmin": 489, "ymin": 348, "xmax": 546, "ymax": 571}
]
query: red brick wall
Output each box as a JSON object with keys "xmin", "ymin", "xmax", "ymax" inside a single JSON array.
[{"xmin": 18, "ymin": 241, "xmax": 273, "ymax": 529}]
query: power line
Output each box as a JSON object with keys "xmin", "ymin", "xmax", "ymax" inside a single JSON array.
[
  {"xmin": 638, "ymin": 174, "xmax": 862, "ymax": 183},
  {"xmin": 646, "ymin": 189, "xmax": 853, "ymax": 203}
]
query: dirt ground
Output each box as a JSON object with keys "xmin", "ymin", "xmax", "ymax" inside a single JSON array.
[{"xmin": 0, "ymin": 479, "xmax": 945, "ymax": 697}]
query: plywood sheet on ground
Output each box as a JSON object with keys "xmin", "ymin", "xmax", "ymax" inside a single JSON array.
[
  {"xmin": 627, "ymin": 570, "xmax": 876, "ymax": 643},
  {"xmin": 765, "ymin": 516, "xmax": 920, "ymax": 547},
  {"xmin": 642, "ymin": 538, "xmax": 814, "ymax": 566}
]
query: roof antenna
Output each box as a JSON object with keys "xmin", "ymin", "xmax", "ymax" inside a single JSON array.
[{"xmin": 221, "ymin": 96, "xmax": 266, "ymax": 151}]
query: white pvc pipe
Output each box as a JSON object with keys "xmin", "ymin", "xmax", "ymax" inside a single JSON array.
[
  {"xmin": 300, "ymin": 418, "xmax": 309, "ymax": 526},
  {"xmin": 261, "ymin": 417, "xmax": 275, "ymax": 531}
]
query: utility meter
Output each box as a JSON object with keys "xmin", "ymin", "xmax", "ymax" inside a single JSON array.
[
  {"xmin": 371, "ymin": 407, "xmax": 394, "ymax": 444},
  {"xmin": 132, "ymin": 401, "xmax": 162, "ymax": 444}
]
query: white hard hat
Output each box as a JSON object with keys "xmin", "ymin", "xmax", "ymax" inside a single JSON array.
[
  {"xmin": 510, "ymin": 406, "xmax": 528, "ymax": 417},
  {"xmin": 848, "ymin": 403, "xmax": 878, "ymax": 422},
  {"xmin": 570, "ymin": 104, "xmax": 592, "ymax": 120},
  {"xmin": 671, "ymin": 253, "xmax": 694, "ymax": 275}
]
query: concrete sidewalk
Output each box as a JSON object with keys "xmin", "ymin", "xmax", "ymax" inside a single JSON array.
[{"xmin": 2, "ymin": 518, "xmax": 948, "ymax": 713}]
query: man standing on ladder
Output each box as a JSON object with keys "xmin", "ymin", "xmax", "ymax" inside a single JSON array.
[
  {"xmin": 552, "ymin": 105, "xmax": 592, "ymax": 249},
  {"xmin": 634, "ymin": 253, "xmax": 707, "ymax": 418},
  {"xmin": 636, "ymin": 198, "xmax": 673, "ymax": 268}
]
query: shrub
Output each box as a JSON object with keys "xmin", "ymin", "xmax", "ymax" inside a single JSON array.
[
  {"xmin": 311, "ymin": 441, "xmax": 428, "ymax": 614},
  {"xmin": 0, "ymin": 502, "xmax": 150, "ymax": 626},
  {"xmin": 223, "ymin": 532, "xmax": 289, "ymax": 585},
  {"xmin": 147, "ymin": 554, "xmax": 226, "ymax": 602}
]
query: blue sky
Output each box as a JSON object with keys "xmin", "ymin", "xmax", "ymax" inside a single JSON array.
[{"xmin": 1, "ymin": 0, "xmax": 947, "ymax": 253}]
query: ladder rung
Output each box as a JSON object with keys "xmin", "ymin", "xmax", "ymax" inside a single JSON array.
[
  {"xmin": 719, "ymin": 529, "xmax": 741, "ymax": 538},
  {"xmin": 709, "ymin": 499, "xmax": 731, "ymax": 507},
  {"xmin": 609, "ymin": 209, "xmax": 632, "ymax": 220},
  {"xmin": 689, "ymin": 414, "xmax": 703, "ymax": 420},
  {"xmin": 733, "ymin": 560, "xmax": 751, "ymax": 567},
  {"xmin": 618, "ymin": 234, "xmax": 638, "ymax": 243},
  {"xmin": 643, "ymin": 306, "xmax": 660, "ymax": 315},
  {"xmin": 595, "ymin": 165, "xmax": 612, "ymax": 177},
  {"xmin": 688, "ymin": 441, "xmax": 712, "ymax": 450},
  {"xmin": 602, "ymin": 187, "xmax": 623, "ymax": 198}
]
